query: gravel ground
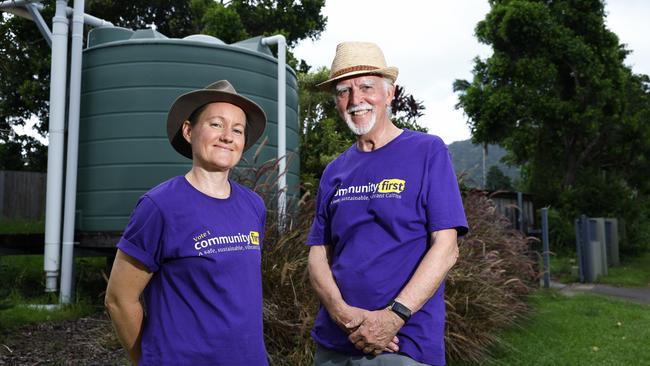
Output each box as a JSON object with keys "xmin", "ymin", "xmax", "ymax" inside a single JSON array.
[{"xmin": 0, "ymin": 312, "xmax": 129, "ymax": 366}]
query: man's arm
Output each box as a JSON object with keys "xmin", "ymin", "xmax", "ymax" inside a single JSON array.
[
  {"xmin": 308, "ymin": 245, "xmax": 368, "ymax": 330},
  {"xmin": 307, "ymin": 245, "xmax": 399, "ymax": 352},
  {"xmin": 394, "ymin": 228, "xmax": 459, "ymax": 312},
  {"xmin": 347, "ymin": 229, "xmax": 459, "ymax": 353},
  {"xmin": 105, "ymin": 249, "xmax": 153, "ymax": 365}
]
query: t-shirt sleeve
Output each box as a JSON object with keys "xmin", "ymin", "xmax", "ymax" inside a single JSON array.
[
  {"xmin": 116, "ymin": 196, "xmax": 165, "ymax": 272},
  {"xmin": 306, "ymin": 181, "xmax": 332, "ymax": 246},
  {"xmin": 424, "ymin": 146, "xmax": 469, "ymax": 236}
]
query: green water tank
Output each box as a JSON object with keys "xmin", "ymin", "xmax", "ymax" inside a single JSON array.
[{"xmin": 76, "ymin": 27, "xmax": 299, "ymax": 232}]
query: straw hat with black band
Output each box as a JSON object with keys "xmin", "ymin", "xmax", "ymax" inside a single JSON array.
[
  {"xmin": 317, "ymin": 41, "xmax": 399, "ymax": 90},
  {"xmin": 167, "ymin": 80, "xmax": 267, "ymax": 159}
]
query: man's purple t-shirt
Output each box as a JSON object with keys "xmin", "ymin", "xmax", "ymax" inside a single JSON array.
[
  {"xmin": 307, "ymin": 130, "xmax": 468, "ymax": 366},
  {"xmin": 117, "ymin": 176, "xmax": 268, "ymax": 366}
]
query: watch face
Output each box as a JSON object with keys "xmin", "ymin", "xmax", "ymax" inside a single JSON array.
[{"xmin": 390, "ymin": 301, "xmax": 411, "ymax": 321}]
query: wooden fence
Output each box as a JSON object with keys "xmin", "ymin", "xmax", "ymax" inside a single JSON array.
[{"xmin": 0, "ymin": 170, "xmax": 46, "ymax": 220}]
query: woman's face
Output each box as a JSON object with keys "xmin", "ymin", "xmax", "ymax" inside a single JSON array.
[{"xmin": 182, "ymin": 102, "xmax": 247, "ymax": 171}]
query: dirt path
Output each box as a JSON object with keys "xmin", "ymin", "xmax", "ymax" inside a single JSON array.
[{"xmin": 0, "ymin": 312, "xmax": 128, "ymax": 365}]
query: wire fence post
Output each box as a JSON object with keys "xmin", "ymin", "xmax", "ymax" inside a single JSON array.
[{"xmin": 541, "ymin": 207, "xmax": 550, "ymax": 288}]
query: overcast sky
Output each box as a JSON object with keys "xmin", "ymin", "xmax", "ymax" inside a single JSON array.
[{"xmin": 293, "ymin": 0, "xmax": 650, "ymax": 144}]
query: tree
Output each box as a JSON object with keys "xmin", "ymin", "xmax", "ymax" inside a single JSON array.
[
  {"xmin": 485, "ymin": 165, "xmax": 512, "ymax": 191},
  {"xmin": 391, "ymin": 85, "xmax": 428, "ymax": 133},
  {"xmin": 454, "ymin": 0, "xmax": 650, "ymax": 201},
  {"xmin": 454, "ymin": 0, "xmax": 650, "ymax": 252},
  {"xmin": 0, "ymin": 0, "xmax": 327, "ymax": 170}
]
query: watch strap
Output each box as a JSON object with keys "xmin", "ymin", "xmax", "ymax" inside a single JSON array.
[{"xmin": 387, "ymin": 300, "xmax": 411, "ymax": 322}]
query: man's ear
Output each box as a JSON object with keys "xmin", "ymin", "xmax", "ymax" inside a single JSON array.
[
  {"xmin": 386, "ymin": 83, "xmax": 396, "ymax": 105},
  {"xmin": 182, "ymin": 120, "xmax": 192, "ymax": 143}
]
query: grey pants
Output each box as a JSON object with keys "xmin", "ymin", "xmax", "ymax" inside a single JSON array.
[{"xmin": 314, "ymin": 345, "xmax": 432, "ymax": 366}]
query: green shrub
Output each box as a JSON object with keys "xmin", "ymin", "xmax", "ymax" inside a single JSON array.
[{"xmin": 546, "ymin": 207, "xmax": 576, "ymax": 255}]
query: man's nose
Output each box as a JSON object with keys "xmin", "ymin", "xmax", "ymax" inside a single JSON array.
[{"xmin": 349, "ymin": 88, "xmax": 363, "ymax": 105}]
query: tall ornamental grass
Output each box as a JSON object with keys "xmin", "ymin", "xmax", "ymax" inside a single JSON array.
[{"xmin": 237, "ymin": 153, "xmax": 538, "ymax": 365}]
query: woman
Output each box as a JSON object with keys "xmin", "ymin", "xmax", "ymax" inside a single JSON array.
[{"xmin": 105, "ymin": 80, "xmax": 268, "ymax": 365}]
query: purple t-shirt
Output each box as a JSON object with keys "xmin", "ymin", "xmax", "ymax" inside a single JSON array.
[
  {"xmin": 307, "ymin": 130, "xmax": 468, "ymax": 366},
  {"xmin": 117, "ymin": 176, "xmax": 268, "ymax": 366}
]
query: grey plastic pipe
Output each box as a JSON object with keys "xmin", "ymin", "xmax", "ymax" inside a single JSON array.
[
  {"xmin": 59, "ymin": 0, "xmax": 85, "ymax": 304},
  {"xmin": 261, "ymin": 35, "xmax": 287, "ymax": 228},
  {"xmin": 0, "ymin": 0, "xmax": 113, "ymax": 27},
  {"xmin": 43, "ymin": 0, "xmax": 69, "ymax": 293}
]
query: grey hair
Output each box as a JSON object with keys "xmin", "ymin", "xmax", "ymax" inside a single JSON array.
[
  {"xmin": 384, "ymin": 78, "xmax": 394, "ymax": 117},
  {"xmin": 383, "ymin": 77, "xmax": 394, "ymax": 93}
]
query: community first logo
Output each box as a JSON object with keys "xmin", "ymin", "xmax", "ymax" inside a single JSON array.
[
  {"xmin": 333, "ymin": 178, "xmax": 406, "ymax": 202},
  {"xmin": 192, "ymin": 230, "xmax": 260, "ymax": 255}
]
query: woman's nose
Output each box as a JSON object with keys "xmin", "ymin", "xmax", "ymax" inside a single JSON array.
[{"xmin": 219, "ymin": 128, "xmax": 233, "ymax": 143}]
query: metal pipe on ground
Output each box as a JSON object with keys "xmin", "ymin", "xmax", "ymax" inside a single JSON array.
[{"xmin": 60, "ymin": 0, "xmax": 85, "ymax": 304}]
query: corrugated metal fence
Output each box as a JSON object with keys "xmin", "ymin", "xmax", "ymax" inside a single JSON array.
[{"xmin": 0, "ymin": 170, "xmax": 46, "ymax": 220}]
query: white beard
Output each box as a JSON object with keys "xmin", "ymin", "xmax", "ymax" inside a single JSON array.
[{"xmin": 344, "ymin": 104, "xmax": 376, "ymax": 136}]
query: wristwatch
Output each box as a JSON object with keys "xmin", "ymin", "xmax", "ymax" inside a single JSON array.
[{"xmin": 387, "ymin": 300, "xmax": 412, "ymax": 323}]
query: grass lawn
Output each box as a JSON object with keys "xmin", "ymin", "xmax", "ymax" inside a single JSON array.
[
  {"xmin": 0, "ymin": 255, "xmax": 107, "ymax": 333},
  {"xmin": 596, "ymin": 252, "xmax": 650, "ymax": 287},
  {"xmin": 482, "ymin": 290, "xmax": 650, "ymax": 366},
  {"xmin": 550, "ymin": 251, "xmax": 650, "ymax": 287},
  {"xmin": 0, "ymin": 219, "xmax": 44, "ymax": 234},
  {"xmin": 548, "ymin": 254, "xmax": 580, "ymax": 283}
]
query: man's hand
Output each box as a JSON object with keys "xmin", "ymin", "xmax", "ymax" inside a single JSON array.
[
  {"xmin": 330, "ymin": 304, "xmax": 366, "ymax": 333},
  {"xmin": 346, "ymin": 309, "xmax": 404, "ymax": 355}
]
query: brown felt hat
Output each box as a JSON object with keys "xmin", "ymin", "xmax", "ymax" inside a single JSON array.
[
  {"xmin": 166, "ymin": 80, "xmax": 267, "ymax": 159},
  {"xmin": 317, "ymin": 41, "xmax": 399, "ymax": 89}
]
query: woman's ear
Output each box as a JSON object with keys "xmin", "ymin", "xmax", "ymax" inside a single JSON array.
[{"xmin": 182, "ymin": 120, "xmax": 192, "ymax": 143}]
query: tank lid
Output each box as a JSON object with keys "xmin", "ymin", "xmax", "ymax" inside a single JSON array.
[
  {"xmin": 130, "ymin": 29, "xmax": 169, "ymax": 40},
  {"xmin": 183, "ymin": 34, "xmax": 226, "ymax": 45},
  {"xmin": 231, "ymin": 36, "xmax": 273, "ymax": 56},
  {"xmin": 87, "ymin": 27, "xmax": 135, "ymax": 47}
]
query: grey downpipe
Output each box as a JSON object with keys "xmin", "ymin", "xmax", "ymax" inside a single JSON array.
[
  {"xmin": 24, "ymin": 3, "xmax": 52, "ymax": 47},
  {"xmin": 59, "ymin": 0, "xmax": 85, "ymax": 304},
  {"xmin": 43, "ymin": 0, "xmax": 69, "ymax": 292},
  {"xmin": 0, "ymin": 0, "xmax": 113, "ymax": 28},
  {"xmin": 261, "ymin": 35, "xmax": 287, "ymax": 228}
]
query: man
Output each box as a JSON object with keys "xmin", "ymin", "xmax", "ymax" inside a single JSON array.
[{"xmin": 306, "ymin": 42, "xmax": 468, "ymax": 366}]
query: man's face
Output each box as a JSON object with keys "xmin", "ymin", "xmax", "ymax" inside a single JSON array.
[{"xmin": 334, "ymin": 75, "xmax": 394, "ymax": 136}]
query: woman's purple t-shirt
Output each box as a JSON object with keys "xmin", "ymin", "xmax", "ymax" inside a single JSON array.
[
  {"xmin": 307, "ymin": 130, "xmax": 468, "ymax": 366},
  {"xmin": 117, "ymin": 176, "xmax": 268, "ymax": 366}
]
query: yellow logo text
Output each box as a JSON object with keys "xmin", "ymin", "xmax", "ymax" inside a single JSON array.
[
  {"xmin": 378, "ymin": 179, "xmax": 406, "ymax": 193},
  {"xmin": 249, "ymin": 231, "xmax": 260, "ymax": 245}
]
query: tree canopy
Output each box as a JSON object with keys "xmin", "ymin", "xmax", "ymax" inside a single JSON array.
[
  {"xmin": 485, "ymin": 165, "xmax": 513, "ymax": 191},
  {"xmin": 0, "ymin": 0, "xmax": 327, "ymax": 170},
  {"xmin": 454, "ymin": 0, "xmax": 650, "ymax": 252}
]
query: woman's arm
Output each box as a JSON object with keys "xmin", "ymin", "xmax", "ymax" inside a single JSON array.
[{"xmin": 105, "ymin": 249, "xmax": 153, "ymax": 364}]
